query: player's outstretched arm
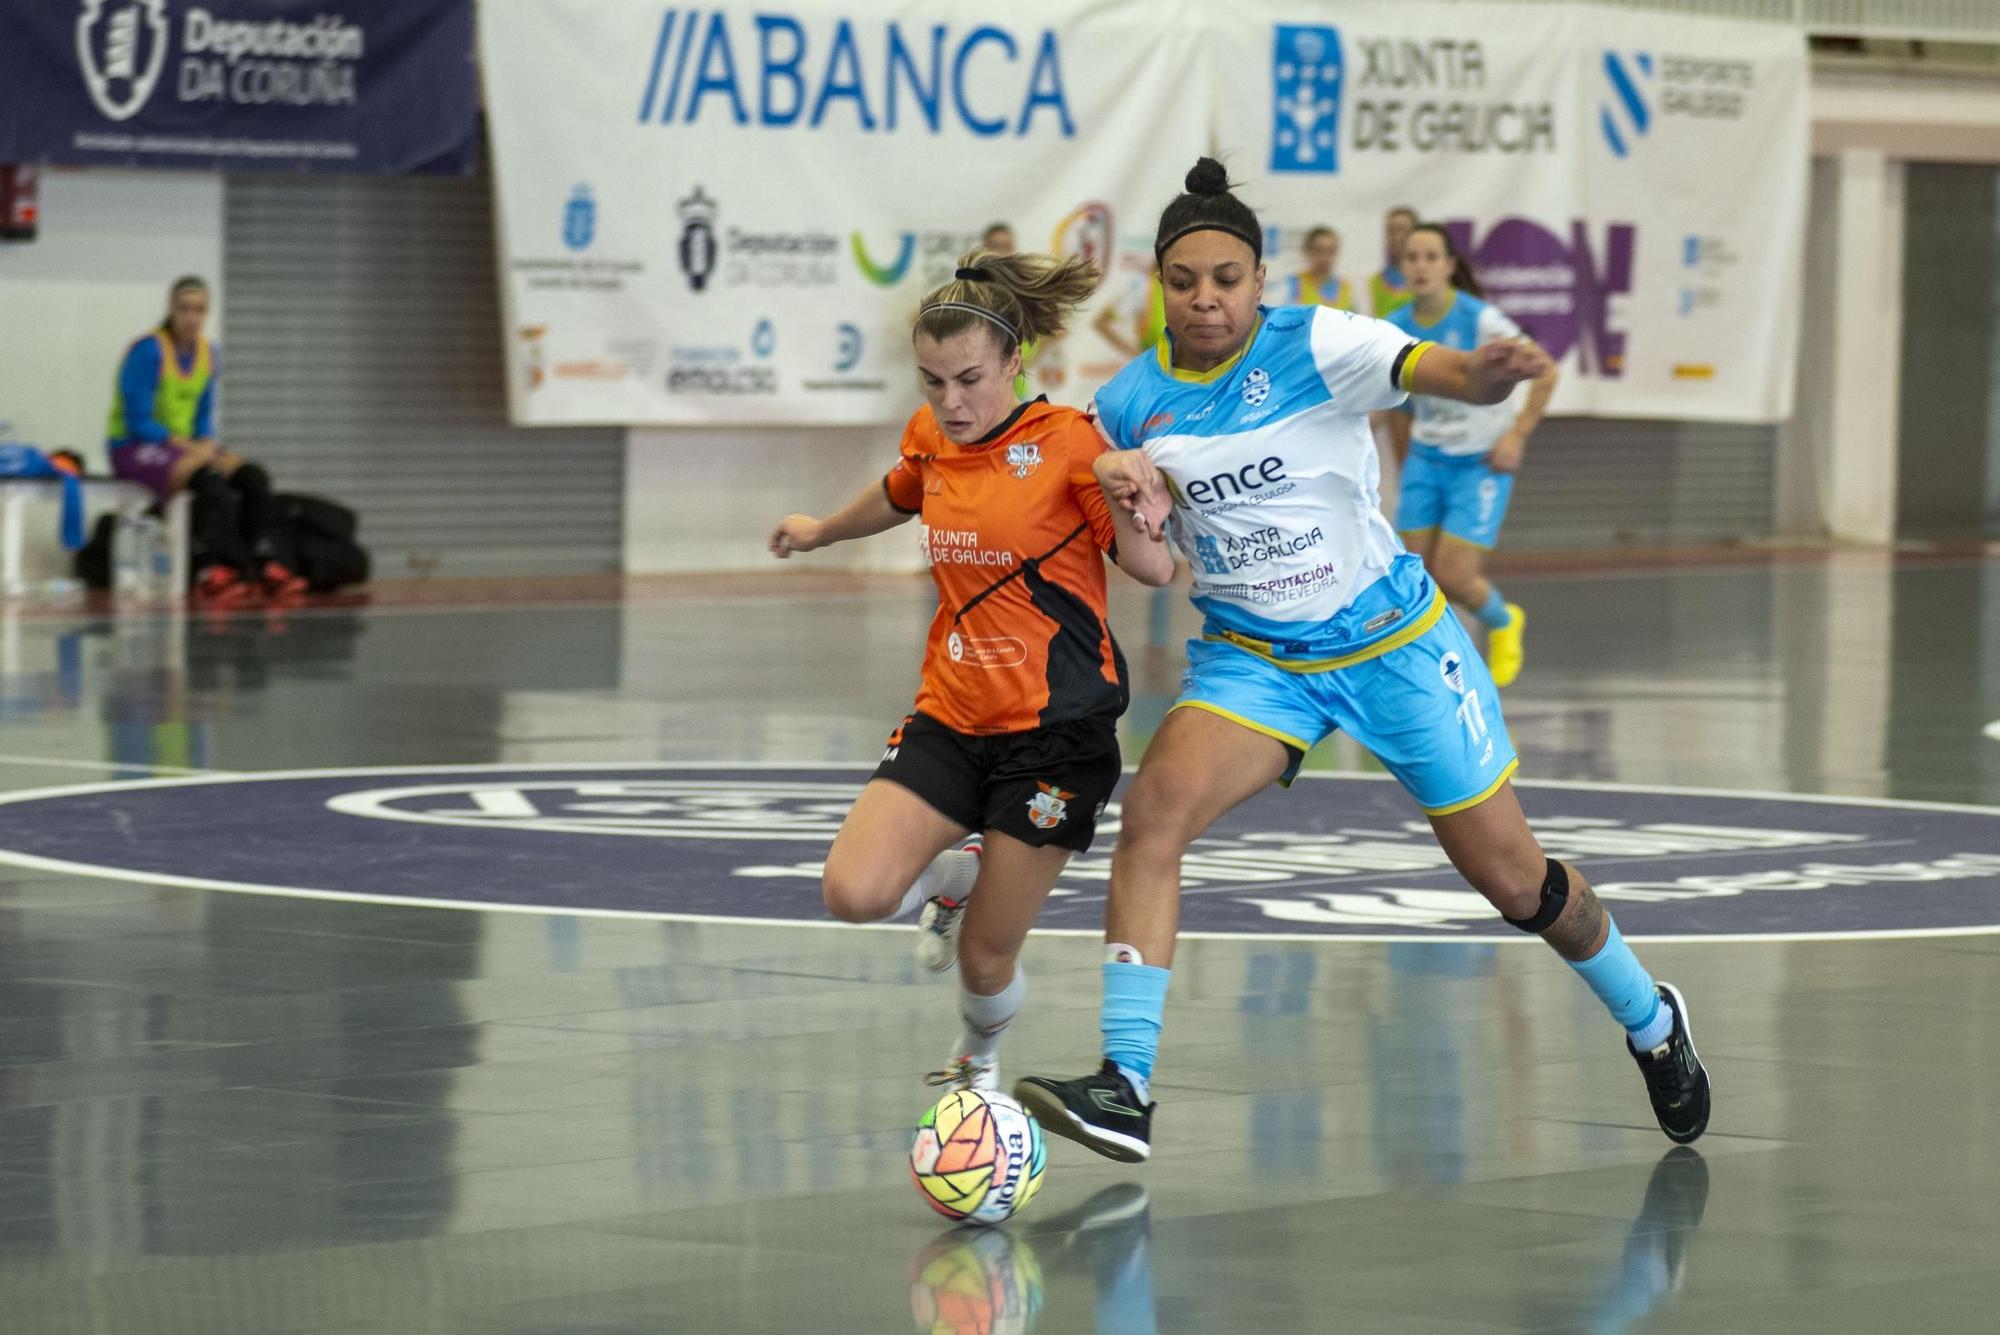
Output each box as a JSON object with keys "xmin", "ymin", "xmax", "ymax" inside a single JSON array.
[
  {"xmin": 1490, "ymin": 351, "xmax": 1558, "ymax": 473},
  {"xmin": 1411, "ymin": 339, "xmax": 1555, "ymax": 407},
  {"xmin": 1098, "ymin": 483, "xmax": 1177, "ymax": 588},
  {"xmin": 770, "ymin": 482, "xmax": 910, "ymax": 558}
]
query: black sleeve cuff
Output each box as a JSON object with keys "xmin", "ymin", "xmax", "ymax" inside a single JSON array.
[{"xmin": 1389, "ymin": 341, "xmax": 1419, "ymax": 392}]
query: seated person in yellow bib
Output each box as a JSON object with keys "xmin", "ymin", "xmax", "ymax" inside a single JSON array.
[{"xmin": 107, "ymin": 276, "xmax": 307, "ymax": 602}]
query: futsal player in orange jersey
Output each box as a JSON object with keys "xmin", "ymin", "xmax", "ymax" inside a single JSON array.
[{"xmin": 770, "ymin": 250, "xmax": 1175, "ymax": 1093}]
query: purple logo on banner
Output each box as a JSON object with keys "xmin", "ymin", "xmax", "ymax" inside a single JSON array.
[{"xmin": 1444, "ymin": 218, "xmax": 1636, "ymax": 377}]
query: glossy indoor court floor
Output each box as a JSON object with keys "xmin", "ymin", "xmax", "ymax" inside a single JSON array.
[{"xmin": 0, "ymin": 552, "xmax": 1996, "ymax": 1333}]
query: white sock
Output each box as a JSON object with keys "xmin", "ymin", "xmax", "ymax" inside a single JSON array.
[
  {"xmin": 895, "ymin": 846, "xmax": 980, "ymax": 919},
  {"xmin": 1629, "ymin": 1000, "xmax": 1675, "ymax": 1051},
  {"xmin": 957, "ymin": 967, "xmax": 1025, "ymax": 1060},
  {"xmin": 1114, "ymin": 1063, "xmax": 1151, "ymax": 1104}
]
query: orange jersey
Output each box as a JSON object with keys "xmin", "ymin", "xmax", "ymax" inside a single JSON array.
[{"xmin": 883, "ymin": 399, "xmax": 1127, "ymax": 735}]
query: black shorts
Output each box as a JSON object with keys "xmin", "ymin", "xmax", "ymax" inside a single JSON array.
[{"xmin": 874, "ymin": 711, "xmax": 1122, "ymax": 852}]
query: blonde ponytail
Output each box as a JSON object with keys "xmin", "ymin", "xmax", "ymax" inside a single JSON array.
[{"xmin": 914, "ymin": 248, "xmax": 1101, "ymax": 351}]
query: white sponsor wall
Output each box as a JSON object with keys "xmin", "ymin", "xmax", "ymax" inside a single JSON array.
[
  {"xmin": 1224, "ymin": 2, "xmax": 1808, "ymax": 421},
  {"xmin": 486, "ymin": 0, "xmax": 1808, "ymax": 428},
  {"xmin": 0, "ymin": 168, "xmax": 224, "ymax": 464},
  {"xmin": 482, "ymin": 0, "xmax": 1212, "ymax": 428}
]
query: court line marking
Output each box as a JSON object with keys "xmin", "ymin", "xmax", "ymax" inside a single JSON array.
[
  {"xmin": 0, "ymin": 753, "xmax": 225, "ymax": 777},
  {"xmin": 0, "ymin": 762, "xmax": 1993, "ymax": 945}
]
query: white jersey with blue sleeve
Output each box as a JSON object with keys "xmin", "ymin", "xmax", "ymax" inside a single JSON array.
[
  {"xmin": 1383, "ymin": 294, "xmax": 1523, "ymax": 457},
  {"xmin": 1090, "ymin": 305, "xmax": 1446, "ymax": 665}
]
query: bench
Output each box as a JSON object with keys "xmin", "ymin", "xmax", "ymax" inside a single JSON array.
[{"xmin": 0, "ymin": 478, "xmax": 190, "ymax": 599}]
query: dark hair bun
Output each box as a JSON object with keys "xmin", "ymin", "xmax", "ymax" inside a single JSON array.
[{"xmin": 1184, "ymin": 157, "xmax": 1230, "ymax": 197}]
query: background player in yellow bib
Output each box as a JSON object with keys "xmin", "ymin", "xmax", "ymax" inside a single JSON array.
[
  {"xmin": 1281, "ymin": 225, "xmax": 1353, "ymax": 311},
  {"xmin": 1369, "ymin": 206, "xmax": 1419, "ymax": 318}
]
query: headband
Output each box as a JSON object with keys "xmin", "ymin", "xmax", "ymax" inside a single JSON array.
[
  {"xmin": 1155, "ymin": 222, "xmax": 1262, "ymax": 262},
  {"xmin": 918, "ymin": 300, "xmax": 1020, "ymax": 343}
]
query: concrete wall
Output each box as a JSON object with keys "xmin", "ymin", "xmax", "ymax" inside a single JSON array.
[
  {"xmin": 626, "ymin": 423, "xmax": 926, "ymax": 574},
  {"xmin": 1896, "ymin": 163, "xmax": 1998, "ymax": 539}
]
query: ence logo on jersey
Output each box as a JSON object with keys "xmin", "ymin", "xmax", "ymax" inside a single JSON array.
[{"xmin": 1171, "ymin": 455, "xmax": 1297, "ymax": 511}]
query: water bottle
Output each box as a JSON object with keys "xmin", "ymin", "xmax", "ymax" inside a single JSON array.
[
  {"xmin": 142, "ymin": 514, "xmax": 173, "ymax": 597},
  {"xmin": 113, "ymin": 510, "xmax": 143, "ymax": 597}
]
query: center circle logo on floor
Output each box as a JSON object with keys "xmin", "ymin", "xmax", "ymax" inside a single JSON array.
[{"xmin": 0, "ymin": 765, "xmax": 1993, "ymax": 941}]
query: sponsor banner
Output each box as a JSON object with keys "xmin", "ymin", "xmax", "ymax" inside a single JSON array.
[
  {"xmin": 486, "ymin": 1, "xmax": 1805, "ymax": 427},
  {"xmin": 0, "ymin": 0, "xmax": 477, "ymax": 173},
  {"xmin": 480, "ymin": 0, "xmax": 1211, "ymax": 425},
  {"xmin": 1222, "ymin": 1, "xmax": 1807, "ymax": 422},
  {"xmin": 0, "ymin": 765, "xmax": 1996, "ymax": 941}
]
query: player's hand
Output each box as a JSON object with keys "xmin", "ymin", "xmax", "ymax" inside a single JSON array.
[
  {"xmin": 1094, "ymin": 451, "xmax": 1172, "ymax": 540},
  {"xmin": 769, "ymin": 514, "xmax": 823, "ymax": 558},
  {"xmin": 1487, "ymin": 429, "xmax": 1527, "ymax": 474},
  {"xmin": 1467, "ymin": 340, "xmax": 1553, "ymax": 399}
]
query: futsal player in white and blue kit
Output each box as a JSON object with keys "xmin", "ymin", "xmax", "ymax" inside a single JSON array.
[
  {"xmin": 1014, "ymin": 159, "xmax": 1709, "ymax": 1163},
  {"xmin": 1381, "ymin": 224, "xmax": 1557, "ymax": 688}
]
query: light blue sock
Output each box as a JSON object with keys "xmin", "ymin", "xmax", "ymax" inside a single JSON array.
[
  {"xmin": 1476, "ymin": 586, "xmax": 1511, "ymax": 629},
  {"xmin": 1566, "ymin": 919, "xmax": 1669, "ymax": 1046},
  {"xmin": 1102, "ymin": 959, "xmax": 1170, "ymax": 1097}
]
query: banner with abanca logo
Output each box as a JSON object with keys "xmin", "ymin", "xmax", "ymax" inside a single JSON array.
[
  {"xmin": 634, "ymin": 11, "xmax": 1075, "ymax": 138},
  {"xmin": 482, "ymin": 0, "xmax": 1214, "ymax": 427},
  {"xmin": 483, "ymin": 0, "xmax": 1805, "ymax": 427}
]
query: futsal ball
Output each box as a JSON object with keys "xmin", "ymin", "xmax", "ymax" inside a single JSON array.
[
  {"xmin": 909, "ymin": 1089, "xmax": 1046, "ymax": 1225},
  {"xmin": 908, "ymin": 1224, "xmax": 1045, "ymax": 1335}
]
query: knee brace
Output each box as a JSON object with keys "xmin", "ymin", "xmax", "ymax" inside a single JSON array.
[{"xmin": 1503, "ymin": 858, "xmax": 1570, "ymax": 933}]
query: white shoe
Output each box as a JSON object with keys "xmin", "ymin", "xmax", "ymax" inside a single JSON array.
[
  {"xmin": 914, "ymin": 837, "xmax": 981, "ymax": 973},
  {"xmin": 924, "ymin": 1053, "xmax": 1000, "ymax": 1093}
]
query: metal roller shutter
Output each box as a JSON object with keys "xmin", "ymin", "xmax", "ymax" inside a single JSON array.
[
  {"xmin": 1502, "ymin": 419, "xmax": 1777, "ymax": 549},
  {"xmin": 221, "ymin": 168, "xmax": 623, "ymax": 577}
]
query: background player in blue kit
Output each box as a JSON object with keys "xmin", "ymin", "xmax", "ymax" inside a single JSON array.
[
  {"xmin": 1014, "ymin": 160, "xmax": 1709, "ymax": 1164},
  {"xmin": 1381, "ymin": 225, "xmax": 1558, "ymax": 687}
]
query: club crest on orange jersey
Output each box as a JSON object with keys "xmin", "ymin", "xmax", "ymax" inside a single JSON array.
[
  {"xmin": 1006, "ymin": 442, "xmax": 1042, "ymax": 478},
  {"xmin": 1026, "ymin": 782, "xmax": 1074, "ymax": 830}
]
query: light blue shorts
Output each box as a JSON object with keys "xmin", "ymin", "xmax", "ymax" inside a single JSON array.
[
  {"xmin": 1397, "ymin": 444, "xmax": 1515, "ymax": 549},
  {"xmin": 1171, "ymin": 610, "xmax": 1518, "ymax": 814}
]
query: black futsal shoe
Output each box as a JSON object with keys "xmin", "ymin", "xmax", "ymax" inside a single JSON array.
[
  {"xmin": 1628, "ymin": 983, "xmax": 1711, "ymax": 1144},
  {"xmin": 1013, "ymin": 1061, "xmax": 1154, "ymax": 1163}
]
